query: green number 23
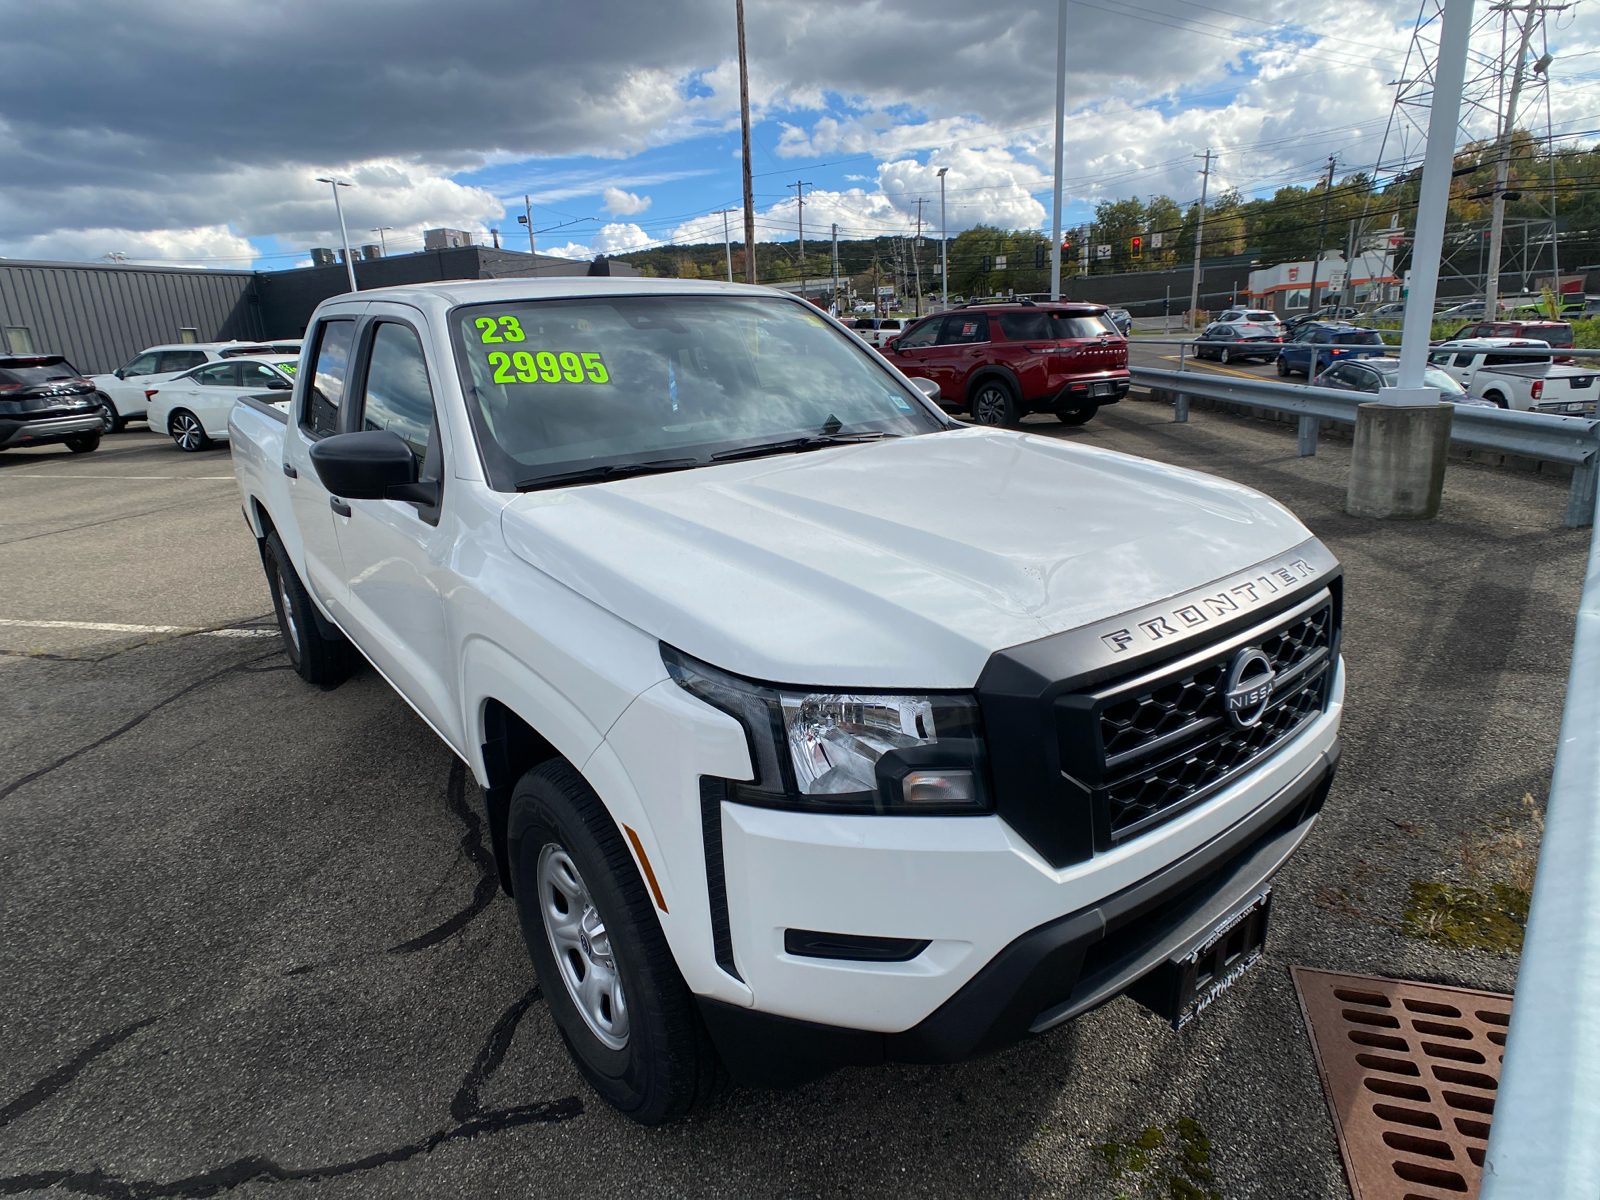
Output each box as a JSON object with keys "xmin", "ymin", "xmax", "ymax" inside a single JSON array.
[{"xmin": 475, "ymin": 315, "xmax": 525, "ymax": 344}]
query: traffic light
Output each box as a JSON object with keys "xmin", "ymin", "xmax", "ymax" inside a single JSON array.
[
  {"xmin": 980, "ymin": 254, "xmax": 992, "ymax": 272},
  {"xmin": 1034, "ymin": 243, "xmax": 1046, "ymax": 269},
  {"xmin": 1129, "ymin": 236, "xmax": 1142, "ymax": 260}
]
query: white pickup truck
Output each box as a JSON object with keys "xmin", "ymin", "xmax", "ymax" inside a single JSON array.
[
  {"xmin": 1429, "ymin": 337, "xmax": 1598, "ymax": 415},
  {"xmin": 229, "ymin": 277, "xmax": 1345, "ymax": 1123}
]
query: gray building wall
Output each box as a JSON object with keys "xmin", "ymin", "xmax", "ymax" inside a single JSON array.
[{"xmin": 0, "ymin": 260, "xmax": 263, "ymax": 374}]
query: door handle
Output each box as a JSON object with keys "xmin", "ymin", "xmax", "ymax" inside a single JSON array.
[
  {"xmin": 330, "ymin": 497, "xmax": 351, "ymax": 517},
  {"xmin": 282, "ymin": 462, "xmax": 297, "ymax": 478}
]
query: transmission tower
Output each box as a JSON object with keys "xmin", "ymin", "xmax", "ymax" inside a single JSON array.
[{"xmin": 1365, "ymin": 0, "xmax": 1565, "ymax": 302}]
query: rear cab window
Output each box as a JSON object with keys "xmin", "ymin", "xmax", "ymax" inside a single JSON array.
[{"xmin": 303, "ymin": 318, "xmax": 357, "ymax": 438}]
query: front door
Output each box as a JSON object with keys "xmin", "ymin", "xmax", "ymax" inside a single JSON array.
[
  {"xmin": 888, "ymin": 316, "xmax": 942, "ymax": 392},
  {"xmin": 935, "ymin": 312, "xmax": 990, "ymax": 400},
  {"xmin": 332, "ymin": 310, "xmax": 461, "ymax": 748},
  {"xmin": 283, "ymin": 313, "xmax": 363, "ymax": 616}
]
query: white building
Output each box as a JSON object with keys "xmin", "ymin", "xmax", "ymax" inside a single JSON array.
[{"xmin": 1247, "ymin": 250, "xmax": 1398, "ymax": 315}]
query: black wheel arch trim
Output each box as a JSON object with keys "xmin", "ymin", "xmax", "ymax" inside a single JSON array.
[{"xmin": 964, "ymin": 364, "xmax": 1023, "ymax": 405}]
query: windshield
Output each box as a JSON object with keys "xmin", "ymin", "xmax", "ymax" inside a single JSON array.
[
  {"xmin": 452, "ymin": 294, "xmax": 946, "ymax": 490},
  {"xmin": 1376, "ymin": 364, "xmax": 1465, "ymax": 394}
]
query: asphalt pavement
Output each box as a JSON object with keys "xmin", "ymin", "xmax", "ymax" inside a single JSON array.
[{"xmin": 0, "ymin": 407, "xmax": 1584, "ymax": 1198}]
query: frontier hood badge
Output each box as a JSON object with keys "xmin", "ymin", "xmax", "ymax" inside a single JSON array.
[{"xmin": 1224, "ymin": 647, "xmax": 1276, "ymax": 727}]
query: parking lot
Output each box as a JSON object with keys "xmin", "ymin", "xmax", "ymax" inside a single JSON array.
[{"xmin": 0, "ymin": 399, "xmax": 1584, "ymax": 1197}]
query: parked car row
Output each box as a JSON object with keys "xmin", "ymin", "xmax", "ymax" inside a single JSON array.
[{"xmin": 90, "ymin": 339, "xmax": 301, "ymax": 431}]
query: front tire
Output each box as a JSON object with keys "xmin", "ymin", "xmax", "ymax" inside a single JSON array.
[
  {"xmin": 969, "ymin": 378, "xmax": 1022, "ymax": 427},
  {"xmin": 97, "ymin": 393, "xmax": 125, "ymax": 433},
  {"xmin": 64, "ymin": 432, "xmax": 101, "ymax": 454},
  {"xmin": 1276, "ymin": 356, "xmax": 1290, "ymax": 377},
  {"xmin": 1220, "ymin": 346, "xmax": 1233, "ymax": 364},
  {"xmin": 170, "ymin": 409, "xmax": 210, "ymax": 452},
  {"xmin": 262, "ymin": 531, "xmax": 353, "ymax": 687},
  {"xmin": 509, "ymin": 760, "xmax": 726, "ymax": 1124}
]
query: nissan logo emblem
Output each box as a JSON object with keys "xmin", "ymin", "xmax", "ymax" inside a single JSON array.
[{"xmin": 1224, "ymin": 647, "xmax": 1276, "ymax": 728}]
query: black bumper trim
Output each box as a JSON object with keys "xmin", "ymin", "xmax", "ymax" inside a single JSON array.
[{"xmin": 696, "ymin": 739, "xmax": 1337, "ymax": 1089}]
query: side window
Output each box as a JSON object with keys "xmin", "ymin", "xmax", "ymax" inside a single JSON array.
[
  {"xmin": 304, "ymin": 318, "xmax": 356, "ymax": 438},
  {"xmin": 1454, "ymin": 352, "xmax": 1477, "ymax": 368},
  {"xmin": 896, "ymin": 318, "xmax": 940, "ymax": 349},
  {"xmin": 360, "ymin": 323, "xmax": 435, "ymax": 468},
  {"xmin": 123, "ymin": 352, "xmax": 162, "ymax": 377},
  {"xmin": 158, "ymin": 350, "xmax": 207, "ymax": 373},
  {"xmin": 938, "ymin": 314, "xmax": 989, "ymax": 345},
  {"xmin": 240, "ymin": 363, "xmax": 284, "ymax": 388},
  {"xmin": 195, "ymin": 363, "xmax": 240, "ymax": 387},
  {"xmin": 995, "ymin": 311, "xmax": 1051, "ymax": 340}
]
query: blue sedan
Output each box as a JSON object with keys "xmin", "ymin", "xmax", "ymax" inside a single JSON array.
[{"xmin": 1276, "ymin": 322, "xmax": 1387, "ymax": 378}]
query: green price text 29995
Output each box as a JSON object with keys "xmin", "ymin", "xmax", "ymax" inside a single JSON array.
[{"xmin": 487, "ymin": 349, "xmax": 609, "ymax": 385}]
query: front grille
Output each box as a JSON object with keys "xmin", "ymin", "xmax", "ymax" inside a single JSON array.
[{"xmin": 1059, "ymin": 594, "xmax": 1336, "ymax": 843}]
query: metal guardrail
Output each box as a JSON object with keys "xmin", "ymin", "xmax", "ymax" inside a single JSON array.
[
  {"xmin": 1130, "ymin": 365, "xmax": 1600, "ymax": 527},
  {"xmin": 1478, "ymin": 482, "xmax": 1600, "ymax": 1196}
]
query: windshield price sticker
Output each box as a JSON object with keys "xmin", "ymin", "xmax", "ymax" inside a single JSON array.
[
  {"xmin": 486, "ymin": 349, "xmax": 609, "ymax": 385},
  {"xmin": 475, "ymin": 315, "xmax": 526, "ymax": 343}
]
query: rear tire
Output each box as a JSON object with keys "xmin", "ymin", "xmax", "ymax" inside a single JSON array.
[
  {"xmin": 64, "ymin": 432, "xmax": 101, "ymax": 454},
  {"xmin": 1054, "ymin": 407, "xmax": 1097, "ymax": 426},
  {"xmin": 508, "ymin": 760, "xmax": 727, "ymax": 1124},
  {"xmin": 170, "ymin": 409, "xmax": 210, "ymax": 452},
  {"xmin": 263, "ymin": 531, "xmax": 353, "ymax": 688},
  {"xmin": 969, "ymin": 378, "xmax": 1022, "ymax": 427},
  {"xmin": 1485, "ymin": 391, "xmax": 1508, "ymax": 409}
]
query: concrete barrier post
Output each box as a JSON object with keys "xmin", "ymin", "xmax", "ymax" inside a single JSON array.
[{"xmin": 1346, "ymin": 402, "xmax": 1453, "ymax": 519}]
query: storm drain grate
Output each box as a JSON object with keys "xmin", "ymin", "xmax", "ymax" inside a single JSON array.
[{"xmin": 1291, "ymin": 967, "xmax": 1511, "ymax": 1200}]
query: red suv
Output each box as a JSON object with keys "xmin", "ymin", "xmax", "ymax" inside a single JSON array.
[
  {"xmin": 883, "ymin": 302, "xmax": 1129, "ymax": 426},
  {"xmin": 1445, "ymin": 319, "xmax": 1574, "ymax": 356}
]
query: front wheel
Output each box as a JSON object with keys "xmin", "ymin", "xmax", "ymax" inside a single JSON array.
[
  {"xmin": 969, "ymin": 379, "xmax": 1022, "ymax": 427},
  {"xmin": 170, "ymin": 409, "xmax": 210, "ymax": 452},
  {"xmin": 1220, "ymin": 346, "xmax": 1233, "ymax": 364},
  {"xmin": 64, "ymin": 432, "xmax": 101, "ymax": 454},
  {"xmin": 1276, "ymin": 356, "xmax": 1290, "ymax": 377},
  {"xmin": 97, "ymin": 394, "xmax": 125, "ymax": 433},
  {"xmin": 263, "ymin": 531, "xmax": 353, "ymax": 687},
  {"xmin": 509, "ymin": 760, "xmax": 726, "ymax": 1124}
]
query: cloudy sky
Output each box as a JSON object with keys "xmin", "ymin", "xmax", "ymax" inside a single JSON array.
[{"xmin": 1, "ymin": 0, "xmax": 1596, "ymax": 269}]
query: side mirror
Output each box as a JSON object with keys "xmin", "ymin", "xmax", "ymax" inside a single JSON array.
[
  {"xmin": 309, "ymin": 430, "xmax": 433, "ymax": 503},
  {"xmin": 264, "ymin": 377, "xmax": 291, "ymax": 390},
  {"xmin": 910, "ymin": 377, "xmax": 941, "ymax": 400},
  {"xmin": 114, "ymin": 369, "xmax": 126, "ymax": 379}
]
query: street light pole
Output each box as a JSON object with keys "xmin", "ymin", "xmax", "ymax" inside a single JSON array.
[
  {"xmin": 369, "ymin": 227, "xmax": 392, "ymax": 257},
  {"xmin": 714, "ymin": 208, "xmax": 737, "ymax": 281},
  {"xmin": 316, "ymin": 177, "xmax": 357, "ymax": 292},
  {"xmin": 938, "ymin": 167, "xmax": 949, "ymax": 310},
  {"xmin": 1049, "ymin": 0, "xmax": 1067, "ymax": 300}
]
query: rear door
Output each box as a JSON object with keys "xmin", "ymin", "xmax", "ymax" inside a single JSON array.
[
  {"xmin": 993, "ymin": 310, "xmax": 1053, "ymax": 398},
  {"xmin": 185, "ymin": 361, "xmax": 243, "ymax": 434}
]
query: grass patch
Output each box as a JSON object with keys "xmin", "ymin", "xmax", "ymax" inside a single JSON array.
[
  {"xmin": 1400, "ymin": 792, "xmax": 1542, "ymax": 954},
  {"xmin": 1097, "ymin": 1116, "xmax": 1222, "ymax": 1200}
]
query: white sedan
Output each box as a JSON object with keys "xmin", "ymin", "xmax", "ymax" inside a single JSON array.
[{"xmin": 147, "ymin": 355, "xmax": 298, "ymax": 451}]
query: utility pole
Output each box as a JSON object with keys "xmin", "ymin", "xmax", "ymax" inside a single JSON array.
[
  {"xmin": 1307, "ymin": 154, "xmax": 1337, "ymax": 312},
  {"xmin": 937, "ymin": 167, "xmax": 949, "ymax": 310},
  {"xmin": 713, "ymin": 208, "xmax": 737, "ymax": 281},
  {"xmin": 1050, "ymin": 0, "xmax": 1068, "ymax": 300},
  {"xmin": 736, "ymin": 0, "xmax": 756, "ymax": 283},
  {"xmin": 524, "ymin": 196, "xmax": 535, "ymax": 255},
  {"xmin": 789, "ymin": 181, "xmax": 811, "ymax": 298},
  {"xmin": 1187, "ymin": 149, "xmax": 1213, "ymax": 330},
  {"xmin": 1484, "ymin": 1, "xmax": 1560, "ymax": 316},
  {"xmin": 316, "ymin": 177, "xmax": 357, "ymax": 292},
  {"xmin": 830, "ymin": 223, "xmax": 840, "ymax": 314},
  {"xmin": 369, "ymin": 227, "xmax": 392, "ymax": 257},
  {"xmin": 912, "ymin": 198, "xmax": 925, "ymax": 317},
  {"xmin": 872, "ymin": 258, "xmax": 881, "ymax": 318}
]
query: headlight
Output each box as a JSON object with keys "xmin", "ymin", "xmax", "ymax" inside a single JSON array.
[{"xmin": 662, "ymin": 644, "xmax": 988, "ymax": 814}]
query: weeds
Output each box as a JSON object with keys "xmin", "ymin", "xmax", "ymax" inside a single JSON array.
[
  {"xmin": 1401, "ymin": 793, "xmax": 1542, "ymax": 954},
  {"xmin": 1097, "ymin": 1116, "xmax": 1221, "ymax": 1200}
]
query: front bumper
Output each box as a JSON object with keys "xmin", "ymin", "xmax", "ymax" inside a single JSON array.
[
  {"xmin": 700, "ymin": 736, "xmax": 1338, "ymax": 1088},
  {"xmin": 0, "ymin": 411, "xmax": 111, "ymax": 449}
]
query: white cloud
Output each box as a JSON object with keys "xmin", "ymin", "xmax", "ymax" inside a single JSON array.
[
  {"xmin": 601, "ymin": 186, "xmax": 652, "ymax": 215},
  {"xmin": 0, "ymin": 224, "xmax": 255, "ymax": 268},
  {"xmin": 592, "ymin": 222, "xmax": 654, "ymax": 253},
  {"xmin": 541, "ymin": 241, "xmax": 594, "ymax": 260}
]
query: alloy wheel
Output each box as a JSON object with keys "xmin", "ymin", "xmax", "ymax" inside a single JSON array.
[
  {"xmin": 276, "ymin": 570, "xmax": 300, "ymax": 654},
  {"xmin": 971, "ymin": 385, "xmax": 1009, "ymax": 426},
  {"xmin": 538, "ymin": 843, "xmax": 629, "ymax": 1050},
  {"xmin": 172, "ymin": 413, "xmax": 205, "ymax": 452}
]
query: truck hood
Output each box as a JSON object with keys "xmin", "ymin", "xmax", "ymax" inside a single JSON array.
[{"xmin": 499, "ymin": 426, "xmax": 1312, "ymax": 688}]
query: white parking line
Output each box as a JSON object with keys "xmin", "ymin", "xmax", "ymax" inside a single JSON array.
[{"xmin": 0, "ymin": 618, "xmax": 277, "ymax": 638}]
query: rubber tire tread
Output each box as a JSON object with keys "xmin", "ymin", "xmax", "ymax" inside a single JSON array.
[
  {"xmin": 1054, "ymin": 406, "xmax": 1097, "ymax": 425},
  {"xmin": 263, "ymin": 531, "xmax": 353, "ymax": 688},
  {"xmin": 970, "ymin": 378, "xmax": 1022, "ymax": 427},
  {"xmin": 1276, "ymin": 357, "xmax": 1290, "ymax": 377},
  {"xmin": 64, "ymin": 433, "xmax": 101, "ymax": 453},
  {"xmin": 508, "ymin": 759, "xmax": 727, "ymax": 1124}
]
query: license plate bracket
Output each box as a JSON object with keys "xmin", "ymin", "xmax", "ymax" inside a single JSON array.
[{"xmin": 1127, "ymin": 888, "xmax": 1272, "ymax": 1029}]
